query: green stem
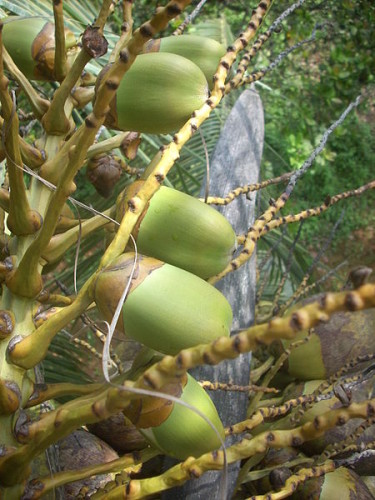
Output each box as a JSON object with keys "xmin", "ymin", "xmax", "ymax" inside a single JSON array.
[
  {"xmin": 2, "ymin": 47, "xmax": 49, "ymax": 118},
  {"xmin": 26, "ymin": 381, "xmax": 103, "ymax": 408},
  {"xmin": 39, "ymin": 449, "xmax": 158, "ymax": 498},
  {"xmin": 42, "ymin": 0, "xmax": 113, "ymax": 135},
  {"xmin": 86, "ymin": 132, "xmax": 130, "ymax": 158},
  {"xmin": 8, "ymin": 277, "xmax": 94, "ymax": 368},
  {"xmin": 52, "ymin": 0, "xmax": 67, "ymax": 81},
  {"xmin": 42, "ymin": 208, "xmax": 112, "ymax": 266},
  {"xmin": 0, "ymin": 290, "xmax": 35, "ymax": 447}
]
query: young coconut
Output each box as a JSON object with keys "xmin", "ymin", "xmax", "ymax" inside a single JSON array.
[
  {"xmin": 117, "ymin": 182, "xmax": 237, "ymax": 279},
  {"xmin": 92, "ymin": 252, "xmax": 232, "ymax": 355},
  {"xmin": 144, "ymin": 35, "xmax": 226, "ymax": 89},
  {"xmin": 273, "ymin": 306, "xmax": 375, "ymax": 380},
  {"xmin": 141, "ymin": 374, "xmax": 225, "ymax": 460},
  {"xmin": 103, "ymin": 52, "xmax": 209, "ymax": 134},
  {"xmin": 86, "ymin": 154, "xmax": 122, "ymax": 198},
  {"xmin": 2, "ymin": 16, "xmax": 77, "ymax": 81},
  {"xmin": 291, "ymin": 467, "xmax": 374, "ymax": 500}
]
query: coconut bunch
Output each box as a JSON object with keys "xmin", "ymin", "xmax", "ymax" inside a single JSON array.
[
  {"xmin": 92, "ymin": 252, "xmax": 230, "ymax": 458},
  {"xmin": 2, "ymin": 16, "xmax": 225, "ymax": 135},
  {"xmin": 92, "ymin": 181, "xmax": 236, "ymax": 457}
]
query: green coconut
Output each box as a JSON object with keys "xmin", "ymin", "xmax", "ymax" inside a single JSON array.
[
  {"xmin": 92, "ymin": 253, "xmax": 232, "ymax": 355},
  {"xmin": 105, "ymin": 52, "xmax": 209, "ymax": 134},
  {"xmin": 141, "ymin": 374, "xmax": 225, "ymax": 460},
  {"xmin": 2, "ymin": 16, "xmax": 77, "ymax": 80},
  {"xmin": 278, "ymin": 306, "xmax": 375, "ymax": 381},
  {"xmin": 144, "ymin": 35, "xmax": 226, "ymax": 89},
  {"xmin": 117, "ymin": 183, "xmax": 237, "ymax": 279}
]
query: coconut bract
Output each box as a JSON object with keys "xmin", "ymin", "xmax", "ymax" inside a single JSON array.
[
  {"xmin": 105, "ymin": 52, "xmax": 209, "ymax": 134},
  {"xmin": 92, "ymin": 253, "xmax": 232, "ymax": 355}
]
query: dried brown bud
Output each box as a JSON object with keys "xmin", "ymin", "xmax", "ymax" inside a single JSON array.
[
  {"xmin": 120, "ymin": 132, "xmax": 141, "ymax": 160},
  {"xmin": 82, "ymin": 26, "xmax": 108, "ymax": 58},
  {"xmin": 86, "ymin": 154, "xmax": 122, "ymax": 197}
]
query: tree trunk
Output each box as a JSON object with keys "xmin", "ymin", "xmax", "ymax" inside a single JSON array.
[{"xmin": 163, "ymin": 88, "xmax": 264, "ymax": 499}]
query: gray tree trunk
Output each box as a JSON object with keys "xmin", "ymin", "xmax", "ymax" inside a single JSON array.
[{"xmin": 163, "ymin": 88, "xmax": 264, "ymax": 499}]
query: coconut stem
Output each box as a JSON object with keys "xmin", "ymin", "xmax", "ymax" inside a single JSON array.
[
  {"xmin": 201, "ymin": 172, "xmax": 293, "ymax": 206},
  {"xmin": 227, "ymin": 0, "xmax": 308, "ymax": 93},
  {"xmin": 110, "ymin": 0, "xmax": 134, "ymax": 62},
  {"xmin": 1, "ymin": 48, "xmax": 49, "ymax": 118},
  {"xmin": 226, "ymin": 30, "xmax": 271, "ymax": 93},
  {"xmin": 42, "ymin": 0, "xmax": 113, "ymax": 135},
  {"xmin": 8, "ymin": 278, "xmax": 94, "ymax": 368},
  {"xmin": 52, "ymin": 0, "xmax": 67, "ymax": 81},
  {"xmin": 0, "ymin": 115, "xmax": 46, "ymax": 170},
  {"xmin": 261, "ymin": 180, "xmax": 375, "ymax": 236},
  {"xmin": 42, "ymin": 207, "xmax": 112, "ymax": 266},
  {"xmin": 36, "ymin": 448, "xmax": 159, "ymax": 499},
  {"xmin": 25, "ymin": 381, "xmax": 104, "ymax": 408},
  {"xmin": 0, "ymin": 26, "xmax": 42, "ymax": 238},
  {"xmin": 257, "ymin": 462, "xmax": 335, "ymax": 500},
  {"xmin": 87, "ymin": 132, "xmax": 131, "ymax": 158}
]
